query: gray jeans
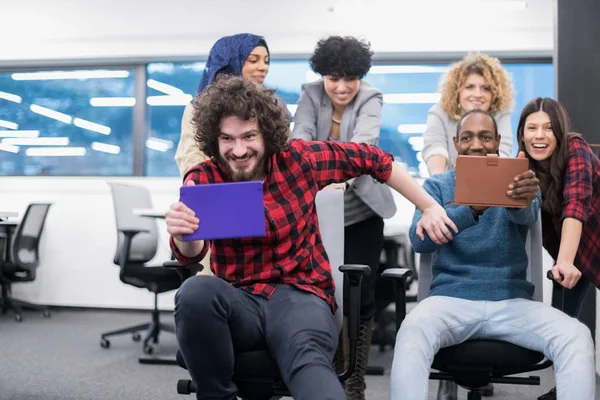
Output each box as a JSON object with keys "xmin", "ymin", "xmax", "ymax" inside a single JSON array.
[{"xmin": 174, "ymin": 276, "xmax": 344, "ymax": 400}]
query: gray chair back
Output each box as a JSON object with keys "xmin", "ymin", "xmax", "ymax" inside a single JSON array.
[
  {"xmin": 315, "ymin": 189, "xmax": 345, "ymax": 330},
  {"xmin": 11, "ymin": 203, "xmax": 52, "ymax": 270},
  {"xmin": 108, "ymin": 182, "xmax": 158, "ymax": 265},
  {"xmin": 418, "ymin": 211, "xmax": 543, "ymax": 302}
]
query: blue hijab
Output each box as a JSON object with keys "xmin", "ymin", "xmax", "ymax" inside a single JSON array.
[{"xmin": 197, "ymin": 33, "xmax": 268, "ymax": 93}]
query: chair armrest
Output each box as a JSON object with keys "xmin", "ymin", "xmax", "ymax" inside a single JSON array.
[
  {"xmin": 339, "ymin": 264, "xmax": 371, "ymax": 275},
  {"xmin": 337, "ymin": 264, "xmax": 370, "ymax": 381},
  {"xmin": 546, "ymin": 270, "xmax": 565, "ymax": 282},
  {"xmin": 382, "ymin": 268, "xmax": 413, "ymax": 333},
  {"xmin": 546, "ymin": 270, "xmax": 565, "ymax": 312},
  {"xmin": 163, "ymin": 260, "xmax": 204, "ymax": 282},
  {"xmin": 382, "ymin": 267, "xmax": 413, "ymax": 280}
]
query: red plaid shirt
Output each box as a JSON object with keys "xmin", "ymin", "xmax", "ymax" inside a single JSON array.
[
  {"xmin": 170, "ymin": 139, "xmax": 394, "ymax": 313},
  {"xmin": 541, "ymin": 136, "xmax": 600, "ymax": 288}
]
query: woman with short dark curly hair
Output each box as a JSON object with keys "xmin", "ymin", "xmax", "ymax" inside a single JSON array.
[{"xmin": 292, "ymin": 36, "xmax": 394, "ymax": 400}]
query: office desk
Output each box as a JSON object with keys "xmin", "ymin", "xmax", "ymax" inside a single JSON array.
[
  {"xmin": 133, "ymin": 209, "xmax": 165, "ymax": 219},
  {"xmin": 0, "ymin": 211, "xmax": 18, "ymax": 221},
  {"xmin": 0, "ymin": 214, "xmax": 19, "ymax": 261}
]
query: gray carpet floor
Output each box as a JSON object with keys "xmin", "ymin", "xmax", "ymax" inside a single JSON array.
[{"xmin": 0, "ymin": 309, "xmax": 597, "ymax": 399}]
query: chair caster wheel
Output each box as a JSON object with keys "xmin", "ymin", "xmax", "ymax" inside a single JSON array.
[
  {"xmin": 100, "ymin": 338, "xmax": 111, "ymax": 349},
  {"xmin": 482, "ymin": 383, "xmax": 494, "ymax": 397},
  {"xmin": 143, "ymin": 344, "xmax": 155, "ymax": 355},
  {"xmin": 132, "ymin": 333, "xmax": 141, "ymax": 342},
  {"xmin": 14, "ymin": 314, "xmax": 22, "ymax": 322},
  {"xmin": 43, "ymin": 310, "xmax": 51, "ymax": 318}
]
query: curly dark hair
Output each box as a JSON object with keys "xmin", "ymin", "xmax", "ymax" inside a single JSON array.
[
  {"xmin": 309, "ymin": 36, "xmax": 373, "ymax": 78},
  {"xmin": 191, "ymin": 75, "xmax": 290, "ymax": 159}
]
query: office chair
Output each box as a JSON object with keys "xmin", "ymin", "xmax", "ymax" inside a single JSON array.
[
  {"xmin": 100, "ymin": 182, "xmax": 182, "ymax": 355},
  {"xmin": 383, "ymin": 211, "xmax": 561, "ymax": 400},
  {"xmin": 372, "ymin": 233, "xmax": 417, "ymax": 353},
  {"xmin": 0, "ymin": 203, "xmax": 53, "ymax": 322},
  {"xmin": 165, "ymin": 189, "xmax": 371, "ymax": 399}
]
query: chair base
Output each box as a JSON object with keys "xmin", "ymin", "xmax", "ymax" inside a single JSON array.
[
  {"xmin": 100, "ymin": 292, "xmax": 175, "ymax": 357},
  {"xmin": 0, "ymin": 283, "xmax": 51, "ymax": 322}
]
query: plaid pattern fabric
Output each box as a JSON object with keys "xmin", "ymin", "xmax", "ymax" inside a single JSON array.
[
  {"xmin": 170, "ymin": 139, "xmax": 394, "ymax": 312},
  {"xmin": 542, "ymin": 137, "xmax": 600, "ymax": 288}
]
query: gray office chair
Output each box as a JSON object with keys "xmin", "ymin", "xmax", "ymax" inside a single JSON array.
[
  {"xmin": 384, "ymin": 211, "xmax": 560, "ymax": 400},
  {"xmin": 0, "ymin": 203, "xmax": 52, "ymax": 322},
  {"xmin": 167, "ymin": 188, "xmax": 371, "ymax": 398},
  {"xmin": 100, "ymin": 183, "xmax": 182, "ymax": 355}
]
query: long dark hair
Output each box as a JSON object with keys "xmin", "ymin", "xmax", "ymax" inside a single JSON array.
[{"xmin": 517, "ymin": 97, "xmax": 581, "ymax": 216}]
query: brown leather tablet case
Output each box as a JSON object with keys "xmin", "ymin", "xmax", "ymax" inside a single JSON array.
[{"xmin": 454, "ymin": 155, "xmax": 529, "ymax": 208}]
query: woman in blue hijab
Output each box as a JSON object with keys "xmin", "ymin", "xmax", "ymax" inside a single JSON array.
[{"xmin": 175, "ymin": 33, "xmax": 270, "ymax": 175}]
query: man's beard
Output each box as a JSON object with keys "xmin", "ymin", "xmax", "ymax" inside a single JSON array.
[{"xmin": 218, "ymin": 151, "xmax": 266, "ymax": 182}]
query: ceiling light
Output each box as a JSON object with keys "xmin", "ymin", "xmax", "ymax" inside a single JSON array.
[
  {"xmin": 383, "ymin": 93, "xmax": 441, "ymax": 104},
  {"xmin": 145, "ymin": 137, "xmax": 174, "ymax": 152},
  {"xmin": 398, "ymin": 124, "xmax": 427, "ymax": 134},
  {"xmin": 146, "ymin": 95, "xmax": 193, "ymax": 106},
  {"xmin": 0, "ymin": 91, "xmax": 22, "ymax": 103},
  {"xmin": 73, "ymin": 118, "xmax": 111, "ymax": 135},
  {"xmin": 90, "ymin": 97, "xmax": 136, "ymax": 107},
  {"xmin": 29, "ymin": 104, "xmax": 73, "ymax": 124},
  {"xmin": 147, "ymin": 79, "xmax": 185, "ymax": 96},
  {"xmin": 26, "ymin": 147, "xmax": 86, "ymax": 157},
  {"xmin": 0, "ymin": 130, "xmax": 40, "ymax": 138},
  {"xmin": 0, "ymin": 120, "xmax": 18, "ymax": 130},
  {"xmin": 12, "ymin": 70, "xmax": 130, "ymax": 81},
  {"xmin": 91, "ymin": 142, "xmax": 121, "ymax": 154},
  {"xmin": 2, "ymin": 137, "xmax": 69, "ymax": 146},
  {"xmin": 0, "ymin": 144, "xmax": 19, "ymax": 153}
]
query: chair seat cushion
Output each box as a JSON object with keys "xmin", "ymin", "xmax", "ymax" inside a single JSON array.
[
  {"xmin": 176, "ymin": 349, "xmax": 280, "ymax": 378},
  {"xmin": 234, "ymin": 350, "xmax": 281, "ymax": 380},
  {"xmin": 121, "ymin": 263, "xmax": 182, "ymax": 293},
  {"xmin": 433, "ymin": 340, "xmax": 545, "ymax": 371}
]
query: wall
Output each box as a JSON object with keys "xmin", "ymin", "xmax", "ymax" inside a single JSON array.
[{"xmin": 3, "ymin": 177, "xmax": 180, "ymax": 309}]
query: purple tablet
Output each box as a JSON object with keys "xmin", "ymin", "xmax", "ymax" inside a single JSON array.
[{"xmin": 180, "ymin": 181, "xmax": 266, "ymax": 241}]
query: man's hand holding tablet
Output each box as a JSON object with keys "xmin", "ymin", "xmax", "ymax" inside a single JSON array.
[{"xmin": 166, "ymin": 180, "xmax": 204, "ymax": 258}]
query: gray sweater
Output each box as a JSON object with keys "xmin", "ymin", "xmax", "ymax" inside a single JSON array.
[{"xmin": 422, "ymin": 103, "xmax": 513, "ymax": 170}]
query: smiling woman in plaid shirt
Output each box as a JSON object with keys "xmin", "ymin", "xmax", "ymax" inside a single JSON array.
[
  {"xmin": 517, "ymin": 98, "xmax": 600, "ymax": 315},
  {"xmin": 165, "ymin": 76, "xmax": 456, "ymax": 400}
]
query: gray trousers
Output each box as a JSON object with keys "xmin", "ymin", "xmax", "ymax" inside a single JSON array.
[{"xmin": 174, "ymin": 275, "xmax": 345, "ymax": 400}]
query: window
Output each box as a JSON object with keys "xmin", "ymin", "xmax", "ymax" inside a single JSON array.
[
  {"xmin": 0, "ymin": 69, "xmax": 135, "ymax": 176},
  {"xmin": 145, "ymin": 60, "xmax": 553, "ymax": 178}
]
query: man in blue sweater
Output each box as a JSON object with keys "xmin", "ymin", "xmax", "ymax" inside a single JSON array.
[{"xmin": 391, "ymin": 110, "xmax": 595, "ymax": 400}]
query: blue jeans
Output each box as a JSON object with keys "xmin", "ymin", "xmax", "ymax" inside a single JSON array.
[
  {"xmin": 174, "ymin": 276, "xmax": 344, "ymax": 400},
  {"xmin": 391, "ymin": 296, "xmax": 595, "ymax": 400}
]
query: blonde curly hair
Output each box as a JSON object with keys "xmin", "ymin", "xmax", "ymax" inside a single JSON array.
[{"xmin": 439, "ymin": 53, "xmax": 514, "ymax": 120}]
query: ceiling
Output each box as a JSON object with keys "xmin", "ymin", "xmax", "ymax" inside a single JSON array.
[{"xmin": 0, "ymin": 0, "xmax": 554, "ymax": 63}]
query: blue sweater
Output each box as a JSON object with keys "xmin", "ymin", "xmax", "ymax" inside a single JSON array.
[{"xmin": 409, "ymin": 170, "xmax": 541, "ymax": 301}]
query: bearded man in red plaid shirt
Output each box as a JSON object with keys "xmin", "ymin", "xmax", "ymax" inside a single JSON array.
[{"xmin": 165, "ymin": 76, "xmax": 456, "ymax": 400}]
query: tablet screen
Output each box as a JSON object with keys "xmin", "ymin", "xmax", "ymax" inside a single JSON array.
[{"xmin": 180, "ymin": 181, "xmax": 266, "ymax": 241}]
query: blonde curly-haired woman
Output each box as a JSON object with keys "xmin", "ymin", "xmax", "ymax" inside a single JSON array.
[{"xmin": 423, "ymin": 53, "xmax": 515, "ymax": 176}]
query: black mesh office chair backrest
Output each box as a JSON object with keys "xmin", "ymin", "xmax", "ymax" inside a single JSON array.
[
  {"xmin": 108, "ymin": 182, "xmax": 158, "ymax": 265},
  {"xmin": 11, "ymin": 203, "xmax": 52, "ymax": 271}
]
